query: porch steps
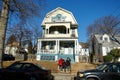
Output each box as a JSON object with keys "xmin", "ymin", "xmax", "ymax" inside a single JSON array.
[{"xmin": 58, "ymin": 54, "xmax": 75, "ymax": 62}]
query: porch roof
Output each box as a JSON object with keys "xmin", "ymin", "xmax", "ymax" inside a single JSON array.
[{"xmin": 38, "ymin": 37, "xmax": 78, "ymax": 40}]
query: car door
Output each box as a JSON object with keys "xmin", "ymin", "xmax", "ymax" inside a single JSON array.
[
  {"xmin": 101, "ymin": 64, "xmax": 120, "ymax": 80},
  {"xmin": 11, "ymin": 63, "xmax": 32, "ymax": 80},
  {"xmin": 3, "ymin": 63, "xmax": 23, "ymax": 80},
  {"xmin": 109, "ymin": 64, "xmax": 120, "ymax": 80}
]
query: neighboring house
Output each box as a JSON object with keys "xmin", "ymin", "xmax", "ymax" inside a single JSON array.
[
  {"xmin": 36, "ymin": 7, "xmax": 79, "ymax": 62},
  {"xmin": 79, "ymin": 42, "xmax": 89, "ymax": 62},
  {"xmin": 90, "ymin": 34, "xmax": 120, "ymax": 62},
  {"xmin": 4, "ymin": 41, "xmax": 19, "ymax": 56}
]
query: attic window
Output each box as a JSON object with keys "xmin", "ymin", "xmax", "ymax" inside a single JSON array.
[
  {"xmin": 104, "ymin": 37, "xmax": 108, "ymax": 42},
  {"xmin": 51, "ymin": 14, "xmax": 66, "ymax": 22},
  {"xmin": 100, "ymin": 37, "xmax": 102, "ymax": 40}
]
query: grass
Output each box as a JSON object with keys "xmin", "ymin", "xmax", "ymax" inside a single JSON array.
[{"xmin": 3, "ymin": 60, "xmax": 97, "ymax": 74}]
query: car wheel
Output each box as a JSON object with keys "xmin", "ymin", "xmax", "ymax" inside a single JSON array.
[
  {"xmin": 74, "ymin": 77, "xmax": 80, "ymax": 80},
  {"xmin": 87, "ymin": 78, "xmax": 97, "ymax": 80},
  {"xmin": 50, "ymin": 75, "xmax": 54, "ymax": 80},
  {"xmin": 30, "ymin": 76, "xmax": 37, "ymax": 80}
]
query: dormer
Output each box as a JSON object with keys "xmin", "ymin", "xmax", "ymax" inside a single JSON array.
[{"xmin": 102, "ymin": 34, "xmax": 110, "ymax": 42}]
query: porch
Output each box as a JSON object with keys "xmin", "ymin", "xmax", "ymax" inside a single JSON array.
[
  {"xmin": 37, "ymin": 39, "xmax": 79, "ymax": 62},
  {"xmin": 36, "ymin": 53, "xmax": 75, "ymax": 62}
]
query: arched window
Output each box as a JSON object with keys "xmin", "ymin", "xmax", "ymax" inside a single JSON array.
[{"xmin": 49, "ymin": 26, "xmax": 66, "ymax": 34}]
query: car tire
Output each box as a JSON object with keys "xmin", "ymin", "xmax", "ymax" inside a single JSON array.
[
  {"xmin": 74, "ymin": 77, "xmax": 80, "ymax": 80},
  {"xmin": 51, "ymin": 75, "xmax": 54, "ymax": 80},
  {"xmin": 30, "ymin": 76, "xmax": 37, "ymax": 80},
  {"xmin": 87, "ymin": 78, "xmax": 97, "ymax": 80}
]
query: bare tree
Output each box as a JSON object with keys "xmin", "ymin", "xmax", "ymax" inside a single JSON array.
[
  {"xmin": 31, "ymin": 24, "xmax": 42, "ymax": 47},
  {"xmin": 87, "ymin": 16, "xmax": 120, "ymax": 63},
  {"xmin": 87, "ymin": 16, "xmax": 120, "ymax": 44},
  {"xmin": 6, "ymin": 34, "xmax": 17, "ymax": 45},
  {"xmin": 5, "ymin": 34, "xmax": 17, "ymax": 55},
  {"xmin": 0, "ymin": 0, "xmax": 45, "ymax": 68},
  {"xmin": 7, "ymin": 23, "xmax": 32, "ymax": 47}
]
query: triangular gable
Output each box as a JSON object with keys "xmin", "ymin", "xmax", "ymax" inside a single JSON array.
[{"xmin": 41, "ymin": 7, "xmax": 78, "ymax": 26}]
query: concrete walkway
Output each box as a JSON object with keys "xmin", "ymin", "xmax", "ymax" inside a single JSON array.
[{"xmin": 52, "ymin": 72, "xmax": 74, "ymax": 80}]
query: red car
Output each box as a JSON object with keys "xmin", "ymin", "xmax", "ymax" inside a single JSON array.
[{"xmin": 0, "ymin": 61, "xmax": 54, "ymax": 80}]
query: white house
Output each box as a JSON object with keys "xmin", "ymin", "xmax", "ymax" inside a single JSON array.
[
  {"xmin": 36, "ymin": 7, "xmax": 79, "ymax": 62},
  {"xmin": 90, "ymin": 34, "xmax": 120, "ymax": 62},
  {"xmin": 4, "ymin": 41, "xmax": 19, "ymax": 56},
  {"xmin": 79, "ymin": 42, "xmax": 89, "ymax": 62}
]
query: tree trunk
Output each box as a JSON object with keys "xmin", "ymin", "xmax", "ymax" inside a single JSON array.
[{"xmin": 0, "ymin": 0, "xmax": 10, "ymax": 68}]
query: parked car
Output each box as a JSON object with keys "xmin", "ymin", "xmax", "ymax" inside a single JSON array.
[
  {"xmin": 3, "ymin": 54, "xmax": 15, "ymax": 61},
  {"xmin": 74, "ymin": 62, "xmax": 120, "ymax": 80},
  {"xmin": 0, "ymin": 61, "xmax": 54, "ymax": 80}
]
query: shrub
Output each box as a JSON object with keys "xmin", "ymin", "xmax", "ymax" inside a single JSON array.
[{"xmin": 103, "ymin": 54, "xmax": 113, "ymax": 62}]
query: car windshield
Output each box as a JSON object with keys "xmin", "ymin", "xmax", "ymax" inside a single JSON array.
[
  {"xmin": 35, "ymin": 63, "xmax": 46, "ymax": 70},
  {"xmin": 7, "ymin": 63, "xmax": 23, "ymax": 70},
  {"xmin": 97, "ymin": 63, "xmax": 107, "ymax": 70}
]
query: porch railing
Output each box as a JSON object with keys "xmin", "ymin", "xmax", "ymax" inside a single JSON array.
[
  {"xmin": 39, "ymin": 50, "xmax": 57, "ymax": 54},
  {"xmin": 38, "ymin": 50, "xmax": 73, "ymax": 54}
]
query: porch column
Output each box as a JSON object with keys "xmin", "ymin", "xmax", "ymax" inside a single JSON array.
[
  {"xmin": 74, "ymin": 40, "xmax": 76, "ymax": 54},
  {"xmin": 39, "ymin": 40, "xmax": 41, "ymax": 51},
  {"xmin": 37, "ymin": 40, "xmax": 41, "ymax": 53},
  {"xmin": 55, "ymin": 40, "xmax": 57, "ymax": 53},
  {"xmin": 55, "ymin": 40, "xmax": 59, "ymax": 61},
  {"xmin": 75, "ymin": 39, "xmax": 79, "ymax": 62},
  {"xmin": 48, "ymin": 28, "xmax": 49, "ymax": 34},
  {"xmin": 36, "ymin": 40, "xmax": 41, "ymax": 60},
  {"xmin": 57, "ymin": 40, "xmax": 60, "ymax": 54},
  {"xmin": 76, "ymin": 39, "xmax": 79, "ymax": 54}
]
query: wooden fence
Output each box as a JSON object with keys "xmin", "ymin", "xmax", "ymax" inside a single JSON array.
[{"xmin": 15, "ymin": 54, "xmax": 36, "ymax": 61}]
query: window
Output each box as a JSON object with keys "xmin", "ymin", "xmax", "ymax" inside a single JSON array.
[
  {"xmin": 46, "ymin": 29, "xmax": 48, "ymax": 34},
  {"xmin": 72, "ymin": 29, "xmax": 75, "ymax": 34},
  {"xmin": 68, "ymin": 28, "xmax": 69, "ymax": 33},
  {"xmin": 100, "ymin": 37, "xmax": 102, "ymax": 40},
  {"xmin": 8, "ymin": 63, "xmax": 23, "ymax": 70},
  {"xmin": 104, "ymin": 37, "xmax": 108, "ymax": 42},
  {"xmin": 49, "ymin": 41, "xmax": 55, "ymax": 49}
]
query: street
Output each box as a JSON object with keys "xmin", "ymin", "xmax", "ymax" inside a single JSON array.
[{"xmin": 52, "ymin": 72, "xmax": 74, "ymax": 80}]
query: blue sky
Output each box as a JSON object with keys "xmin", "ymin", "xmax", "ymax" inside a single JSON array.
[
  {"xmin": 39, "ymin": 0, "xmax": 120, "ymax": 42},
  {"xmin": 0, "ymin": 0, "xmax": 120, "ymax": 42},
  {"xmin": 40, "ymin": 0, "xmax": 120, "ymax": 42}
]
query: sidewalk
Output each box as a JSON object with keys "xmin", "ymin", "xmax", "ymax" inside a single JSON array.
[{"xmin": 52, "ymin": 72, "xmax": 74, "ymax": 80}]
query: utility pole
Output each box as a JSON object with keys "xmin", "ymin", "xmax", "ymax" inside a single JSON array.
[{"xmin": 0, "ymin": 0, "xmax": 10, "ymax": 68}]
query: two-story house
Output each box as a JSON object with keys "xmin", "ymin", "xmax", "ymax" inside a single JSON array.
[
  {"xmin": 90, "ymin": 34, "xmax": 120, "ymax": 62},
  {"xmin": 36, "ymin": 7, "xmax": 79, "ymax": 62},
  {"xmin": 79, "ymin": 42, "xmax": 89, "ymax": 62}
]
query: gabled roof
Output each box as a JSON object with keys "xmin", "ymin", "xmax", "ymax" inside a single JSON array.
[
  {"xmin": 79, "ymin": 42, "xmax": 89, "ymax": 48},
  {"xmin": 94, "ymin": 34, "xmax": 103, "ymax": 43},
  {"xmin": 41, "ymin": 7, "xmax": 78, "ymax": 26},
  {"xmin": 46, "ymin": 7, "xmax": 72, "ymax": 17},
  {"xmin": 7, "ymin": 41, "xmax": 19, "ymax": 47},
  {"xmin": 94, "ymin": 34, "xmax": 120, "ymax": 48}
]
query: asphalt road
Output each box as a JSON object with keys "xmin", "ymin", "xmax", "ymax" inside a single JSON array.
[{"xmin": 52, "ymin": 72, "xmax": 74, "ymax": 80}]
